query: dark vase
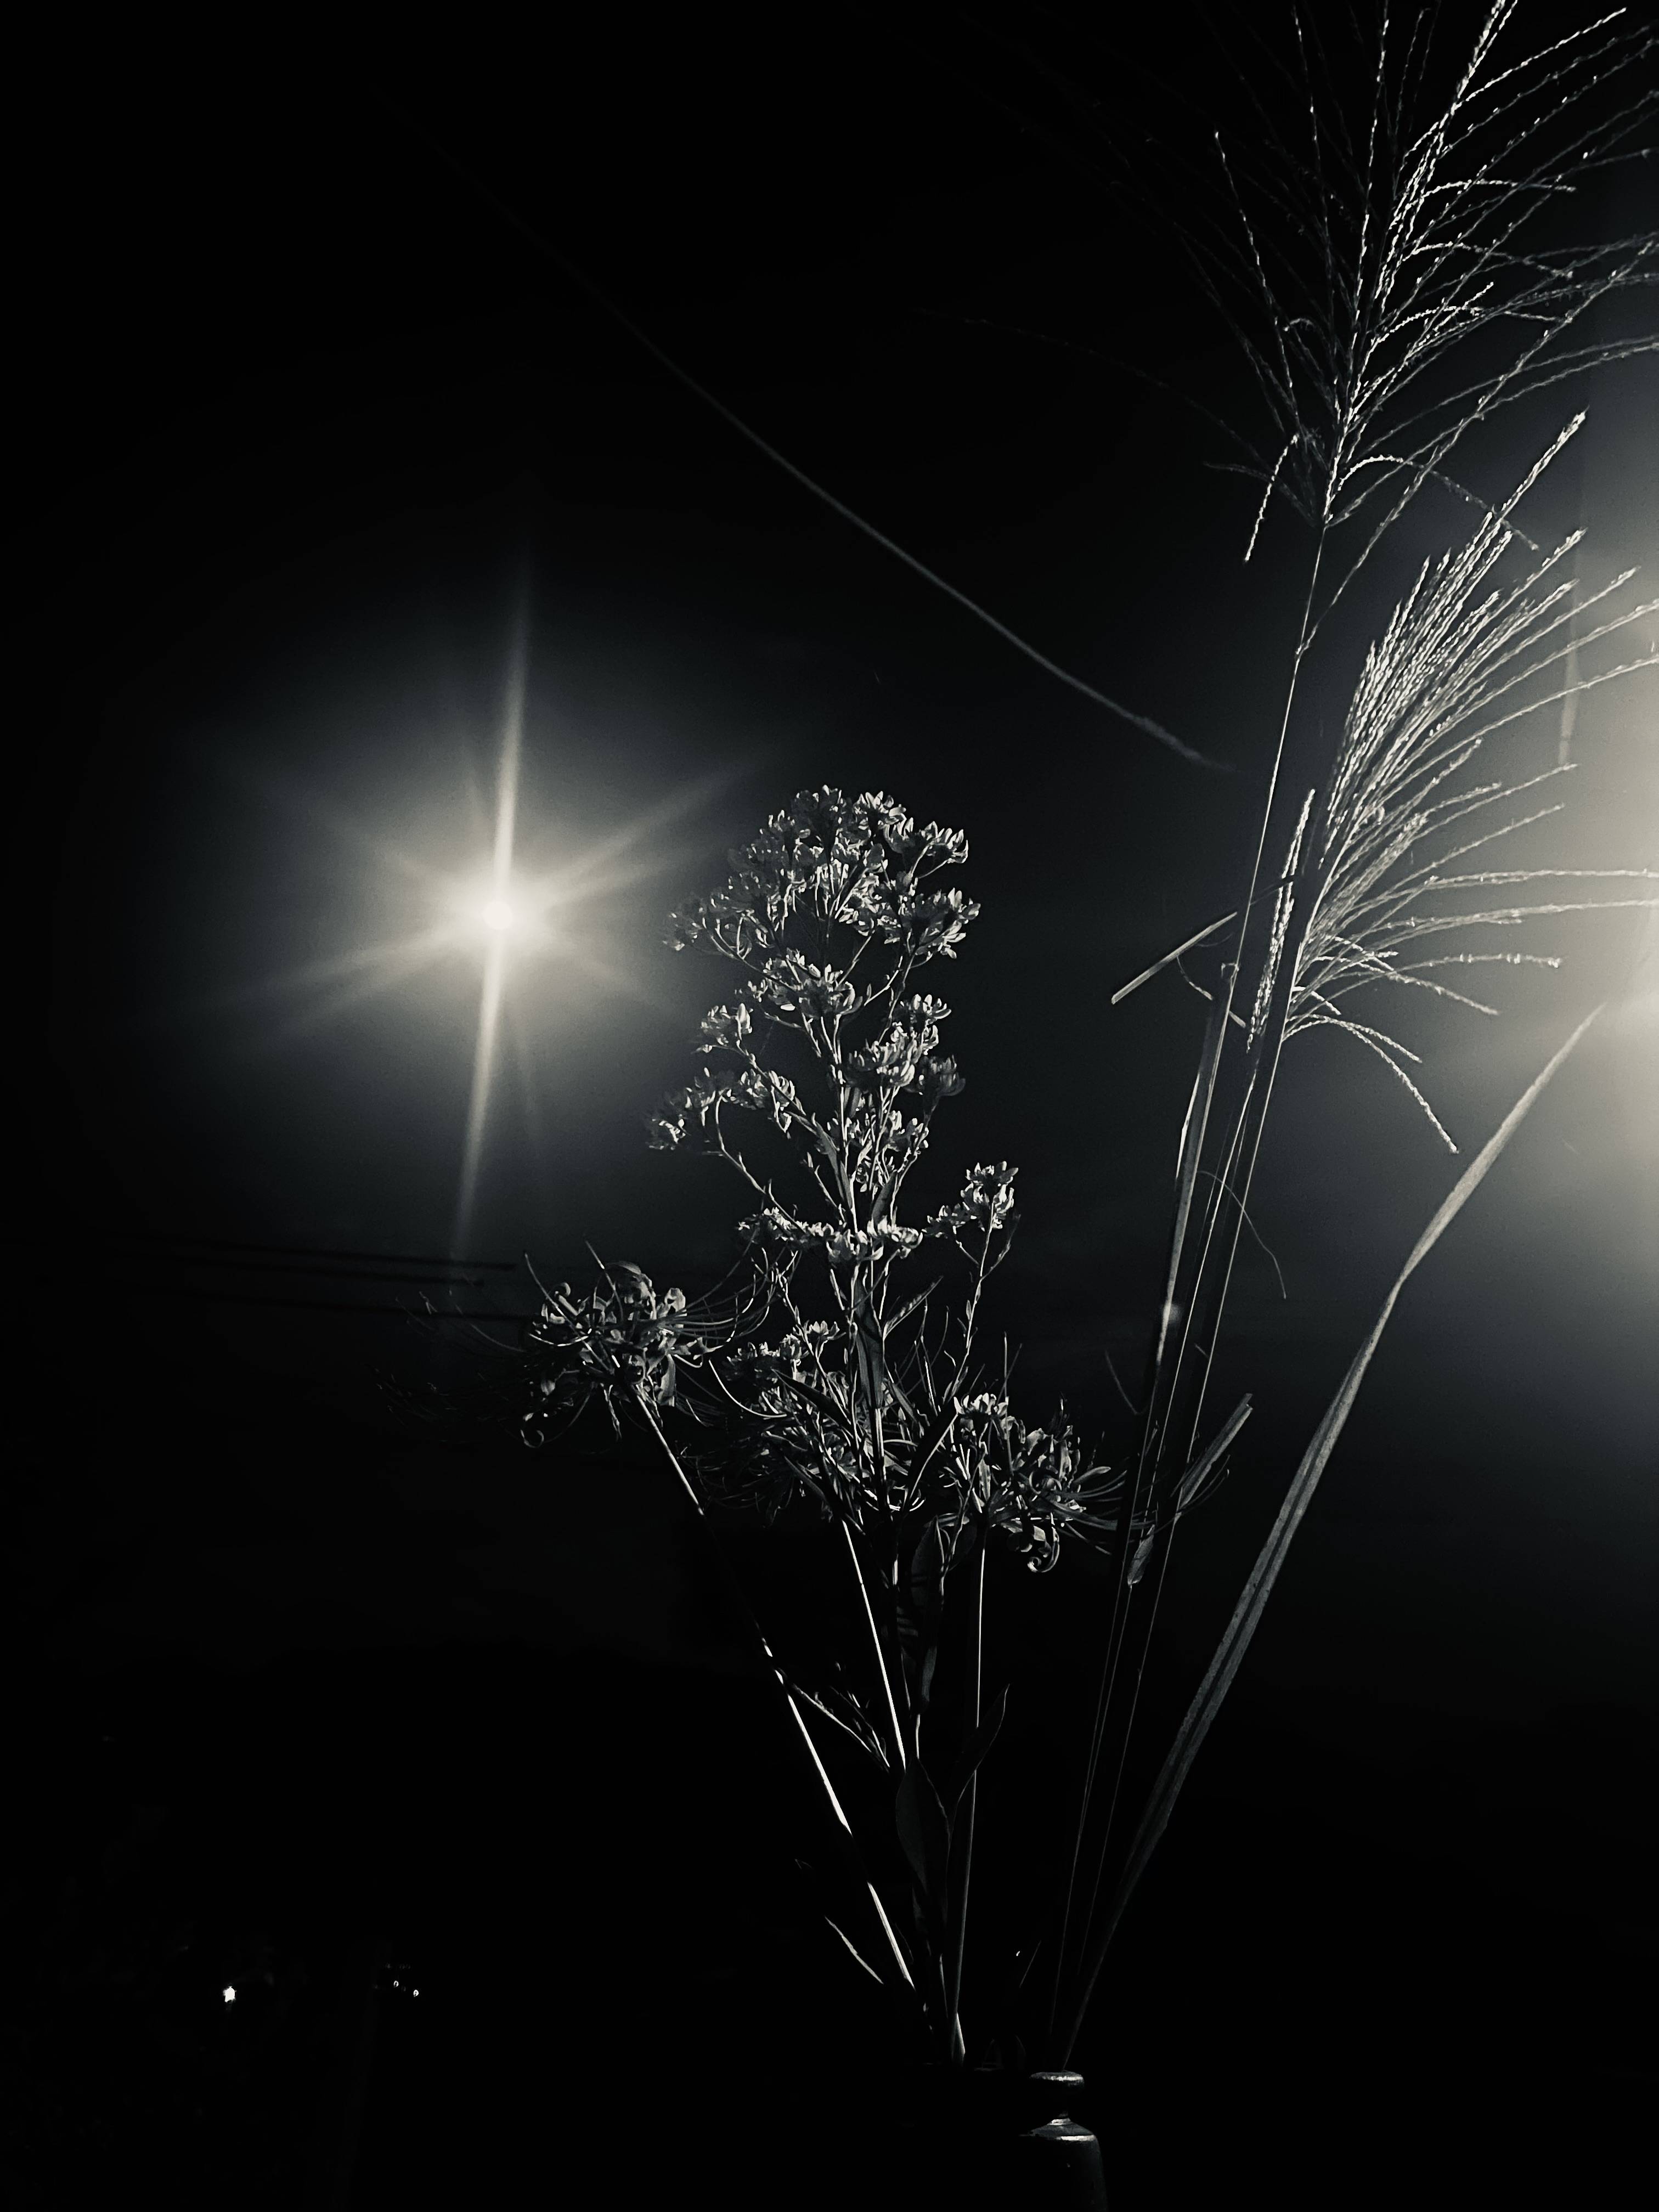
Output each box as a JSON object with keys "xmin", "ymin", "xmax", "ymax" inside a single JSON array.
[{"xmin": 878, "ymin": 2063, "xmax": 1108, "ymax": 2210}]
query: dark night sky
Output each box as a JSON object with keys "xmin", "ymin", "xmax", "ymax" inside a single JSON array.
[
  {"xmin": 21, "ymin": 7, "xmax": 1655, "ymax": 1674},
  {"xmin": 8, "ymin": 8, "xmax": 1658, "ymax": 2198}
]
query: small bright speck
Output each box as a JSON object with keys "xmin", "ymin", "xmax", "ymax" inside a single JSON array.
[
  {"xmin": 222, "ymin": 1985, "xmax": 236, "ymax": 2005},
  {"xmin": 482, "ymin": 898, "xmax": 515, "ymax": 932}
]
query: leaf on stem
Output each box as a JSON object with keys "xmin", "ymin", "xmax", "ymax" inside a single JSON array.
[
  {"xmin": 1175, "ymin": 1396, "xmax": 1254, "ymax": 1519},
  {"xmin": 941, "ymin": 1683, "xmax": 1010, "ymax": 1819},
  {"xmin": 895, "ymin": 1763, "xmax": 953, "ymax": 1942},
  {"xmin": 898, "ymin": 1521, "xmax": 948, "ymax": 1718},
  {"xmin": 793, "ymin": 1859, "xmax": 891, "ymax": 1992}
]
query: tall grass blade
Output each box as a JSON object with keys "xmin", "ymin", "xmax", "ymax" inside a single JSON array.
[
  {"xmin": 1111, "ymin": 911, "xmax": 1239, "ymax": 1005},
  {"xmin": 1042, "ymin": 986, "xmax": 1236, "ymax": 2044},
  {"xmin": 1053, "ymin": 1001, "xmax": 1603, "ymax": 2062}
]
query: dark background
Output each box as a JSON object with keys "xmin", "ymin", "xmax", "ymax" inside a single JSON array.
[{"xmin": 8, "ymin": 6, "xmax": 1656, "ymax": 2205}]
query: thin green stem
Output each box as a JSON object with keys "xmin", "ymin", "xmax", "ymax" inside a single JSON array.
[
  {"xmin": 1043, "ymin": 529, "xmax": 1329, "ymax": 2059},
  {"xmin": 633, "ymin": 1395, "xmax": 919, "ymax": 2006},
  {"xmin": 842, "ymin": 1517, "xmax": 909, "ymax": 1776},
  {"xmin": 945, "ymin": 1532, "xmax": 986, "ymax": 2066},
  {"xmin": 1040, "ymin": 994, "xmax": 1226, "ymax": 2055}
]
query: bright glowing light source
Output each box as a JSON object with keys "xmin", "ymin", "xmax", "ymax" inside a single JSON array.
[
  {"xmin": 445, "ymin": 880, "xmax": 555, "ymax": 949},
  {"xmin": 222, "ymin": 1985, "xmax": 236, "ymax": 2005}
]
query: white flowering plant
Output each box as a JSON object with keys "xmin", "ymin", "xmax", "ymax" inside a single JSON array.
[{"xmin": 514, "ymin": 786, "xmax": 1212, "ymax": 2066}]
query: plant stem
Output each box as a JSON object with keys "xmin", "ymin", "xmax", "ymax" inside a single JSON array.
[
  {"xmin": 633, "ymin": 1395, "xmax": 920, "ymax": 2011},
  {"xmin": 1041, "ymin": 994, "xmax": 1227, "ymax": 2056},
  {"xmin": 842, "ymin": 1518, "xmax": 909, "ymax": 1775},
  {"xmin": 944, "ymin": 1531, "xmax": 985, "ymax": 2065},
  {"xmin": 1043, "ymin": 533, "xmax": 1331, "ymax": 2058}
]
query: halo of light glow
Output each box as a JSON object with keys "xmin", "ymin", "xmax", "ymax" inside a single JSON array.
[{"xmin": 176, "ymin": 580, "xmax": 768, "ymax": 1268}]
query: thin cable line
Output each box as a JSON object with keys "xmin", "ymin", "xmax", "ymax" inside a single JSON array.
[
  {"xmin": 80, "ymin": 1235, "xmax": 520, "ymax": 1271},
  {"xmin": 370, "ymin": 88, "xmax": 1227, "ymax": 773},
  {"xmin": 133, "ymin": 1286, "xmax": 537, "ymax": 1318}
]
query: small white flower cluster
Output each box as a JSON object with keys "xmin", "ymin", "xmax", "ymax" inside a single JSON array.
[
  {"xmin": 665, "ymin": 787, "xmax": 979, "ymax": 968},
  {"xmin": 926, "ymin": 1161, "xmax": 1019, "ymax": 1237},
  {"xmin": 742, "ymin": 950, "xmax": 861, "ymax": 1028},
  {"xmin": 646, "ymin": 1063, "xmax": 804, "ymax": 1152},
  {"xmin": 736, "ymin": 1207, "xmax": 926, "ymax": 1261},
  {"xmin": 936, "ymin": 1391, "xmax": 1123, "ymax": 1576},
  {"xmin": 520, "ymin": 1266, "xmax": 696, "ymax": 1428}
]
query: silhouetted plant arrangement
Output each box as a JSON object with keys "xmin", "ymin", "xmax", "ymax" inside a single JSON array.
[{"xmin": 390, "ymin": 2, "xmax": 1659, "ymax": 2085}]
